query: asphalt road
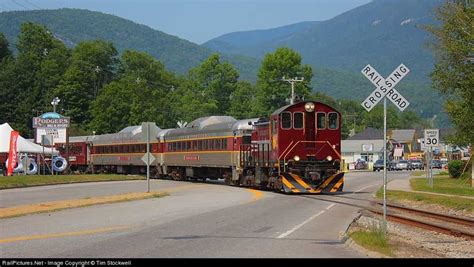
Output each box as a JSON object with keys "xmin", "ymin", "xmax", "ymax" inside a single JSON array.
[{"xmin": 0, "ymin": 171, "xmax": 412, "ymax": 258}]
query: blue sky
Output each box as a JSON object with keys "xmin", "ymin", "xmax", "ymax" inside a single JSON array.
[{"xmin": 1, "ymin": 0, "xmax": 372, "ymax": 44}]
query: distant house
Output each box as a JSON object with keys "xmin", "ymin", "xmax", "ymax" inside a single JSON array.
[
  {"xmin": 342, "ymin": 128, "xmax": 384, "ymax": 166},
  {"xmin": 388, "ymin": 129, "xmax": 423, "ymax": 159}
]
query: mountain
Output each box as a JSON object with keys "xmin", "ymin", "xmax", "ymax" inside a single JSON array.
[
  {"xmin": 204, "ymin": 21, "xmax": 320, "ymax": 56},
  {"xmin": 0, "ymin": 8, "xmax": 259, "ymax": 79},
  {"xmin": 204, "ymin": 0, "xmax": 443, "ymax": 83}
]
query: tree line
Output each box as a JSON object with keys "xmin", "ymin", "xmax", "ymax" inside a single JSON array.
[{"xmin": 1, "ymin": 22, "xmax": 432, "ymax": 140}]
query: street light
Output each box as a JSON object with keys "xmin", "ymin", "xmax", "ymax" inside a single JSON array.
[{"xmin": 51, "ymin": 97, "xmax": 60, "ymax": 113}]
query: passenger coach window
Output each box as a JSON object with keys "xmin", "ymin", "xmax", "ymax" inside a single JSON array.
[
  {"xmin": 294, "ymin": 113, "xmax": 303, "ymax": 129},
  {"xmin": 281, "ymin": 112, "xmax": 292, "ymax": 129},
  {"xmin": 328, "ymin": 113, "xmax": 339, "ymax": 129},
  {"xmin": 317, "ymin": 113, "xmax": 326, "ymax": 129}
]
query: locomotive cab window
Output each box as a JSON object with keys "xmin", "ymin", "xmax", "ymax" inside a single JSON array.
[
  {"xmin": 281, "ymin": 112, "xmax": 292, "ymax": 129},
  {"xmin": 328, "ymin": 113, "xmax": 339, "ymax": 129},
  {"xmin": 293, "ymin": 112, "xmax": 303, "ymax": 129},
  {"xmin": 317, "ymin": 113, "xmax": 326, "ymax": 129}
]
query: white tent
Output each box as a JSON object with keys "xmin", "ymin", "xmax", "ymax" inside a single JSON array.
[{"xmin": 0, "ymin": 123, "xmax": 58, "ymax": 155}]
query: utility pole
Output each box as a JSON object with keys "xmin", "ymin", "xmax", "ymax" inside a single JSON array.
[{"xmin": 282, "ymin": 76, "xmax": 304, "ymax": 104}]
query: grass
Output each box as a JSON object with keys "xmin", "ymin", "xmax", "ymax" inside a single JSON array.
[
  {"xmin": 376, "ymin": 188, "xmax": 474, "ymax": 212},
  {"xmin": 410, "ymin": 175, "xmax": 474, "ymax": 197},
  {"xmin": 411, "ymin": 170, "xmax": 425, "ymax": 176},
  {"xmin": 0, "ymin": 174, "xmax": 145, "ymax": 189},
  {"xmin": 349, "ymin": 227, "xmax": 394, "ymax": 257}
]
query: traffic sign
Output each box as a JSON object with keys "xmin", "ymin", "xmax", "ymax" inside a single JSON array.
[
  {"xmin": 141, "ymin": 152, "xmax": 156, "ymax": 165},
  {"xmin": 141, "ymin": 122, "xmax": 158, "ymax": 142},
  {"xmin": 361, "ymin": 64, "xmax": 410, "ymax": 112},
  {"xmin": 424, "ymin": 129, "xmax": 439, "ymax": 147}
]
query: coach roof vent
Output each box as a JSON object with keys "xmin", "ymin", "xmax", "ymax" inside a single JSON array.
[{"xmin": 187, "ymin": 116, "xmax": 237, "ymax": 130}]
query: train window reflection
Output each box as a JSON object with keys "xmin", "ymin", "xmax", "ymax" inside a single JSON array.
[
  {"xmin": 328, "ymin": 113, "xmax": 338, "ymax": 129},
  {"xmin": 281, "ymin": 112, "xmax": 292, "ymax": 129},
  {"xmin": 294, "ymin": 112, "xmax": 303, "ymax": 129},
  {"xmin": 317, "ymin": 113, "xmax": 326, "ymax": 129}
]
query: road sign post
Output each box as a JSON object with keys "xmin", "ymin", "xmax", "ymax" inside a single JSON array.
[
  {"xmin": 360, "ymin": 63, "xmax": 410, "ymax": 233},
  {"xmin": 424, "ymin": 129, "xmax": 439, "ymax": 188},
  {"xmin": 141, "ymin": 122, "xmax": 158, "ymax": 193}
]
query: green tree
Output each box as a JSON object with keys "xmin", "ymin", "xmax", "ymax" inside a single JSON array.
[
  {"xmin": 187, "ymin": 54, "xmax": 239, "ymax": 115},
  {"xmin": 89, "ymin": 50, "xmax": 176, "ymax": 133},
  {"xmin": 170, "ymin": 78, "xmax": 218, "ymax": 124},
  {"xmin": 12, "ymin": 23, "xmax": 70, "ymax": 136},
  {"xmin": 55, "ymin": 40, "xmax": 118, "ymax": 128},
  {"xmin": 255, "ymin": 47, "xmax": 313, "ymax": 115},
  {"xmin": 427, "ymin": 2, "xmax": 474, "ymax": 145},
  {"xmin": 228, "ymin": 81, "xmax": 259, "ymax": 119},
  {"xmin": 0, "ymin": 32, "xmax": 11, "ymax": 61},
  {"xmin": 361, "ymin": 105, "xmax": 401, "ymax": 130}
]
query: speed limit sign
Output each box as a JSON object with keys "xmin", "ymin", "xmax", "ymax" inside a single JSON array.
[{"xmin": 424, "ymin": 129, "xmax": 439, "ymax": 147}]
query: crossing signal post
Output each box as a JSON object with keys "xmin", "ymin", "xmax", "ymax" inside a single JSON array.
[{"xmin": 360, "ymin": 63, "xmax": 411, "ymax": 233}]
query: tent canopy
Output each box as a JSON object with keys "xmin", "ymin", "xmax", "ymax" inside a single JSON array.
[{"xmin": 0, "ymin": 123, "xmax": 58, "ymax": 155}]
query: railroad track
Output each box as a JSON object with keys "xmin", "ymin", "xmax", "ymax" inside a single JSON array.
[{"xmin": 367, "ymin": 201, "xmax": 474, "ymax": 240}]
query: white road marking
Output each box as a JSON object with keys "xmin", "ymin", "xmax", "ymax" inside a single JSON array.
[
  {"xmin": 326, "ymin": 203, "xmax": 336, "ymax": 210},
  {"xmin": 277, "ymin": 210, "xmax": 326, "ymax": 239},
  {"xmin": 354, "ymin": 183, "xmax": 381, "ymax": 193}
]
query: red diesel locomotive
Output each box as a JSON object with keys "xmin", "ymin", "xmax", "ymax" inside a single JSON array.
[{"xmin": 56, "ymin": 101, "xmax": 344, "ymax": 194}]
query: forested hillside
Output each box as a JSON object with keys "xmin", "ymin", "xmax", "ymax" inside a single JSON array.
[{"xmin": 0, "ymin": 8, "xmax": 259, "ymax": 80}]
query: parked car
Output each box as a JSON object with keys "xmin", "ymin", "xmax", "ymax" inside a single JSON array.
[
  {"xmin": 373, "ymin": 159, "xmax": 385, "ymax": 171},
  {"xmin": 388, "ymin": 160, "xmax": 398, "ymax": 171},
  {"xmin": 409, "ymin": 159, "xmax": 424, "ymax": 170},
  {"xmin": 355, "ymin": 159, "xmax": 368, "ymax": 170},
  {"xmin": 395, "ymin": 160, "xmax": 410, "ymax": 171},
  {"xmin": 431, "ymin": 160, "xmax": 443, "ymax": 169}
]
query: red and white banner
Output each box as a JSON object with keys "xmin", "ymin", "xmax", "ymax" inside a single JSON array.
[{"xmin": 7, "ymin": 131, "xmax": 19, "ymax": 176}]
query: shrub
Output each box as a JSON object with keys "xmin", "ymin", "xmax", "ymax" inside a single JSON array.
[{"xmin": 448, "ymin": 160, "xmax": 464, "ymax": 179}]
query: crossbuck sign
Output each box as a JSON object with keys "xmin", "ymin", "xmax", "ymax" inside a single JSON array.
[
  {"xmin": 361, "ymin": 64, "xmax": 410, "ymax": 111},
  {"xmin": 360, "ymin": 63, "xmax": 411, "ymax": 233}
]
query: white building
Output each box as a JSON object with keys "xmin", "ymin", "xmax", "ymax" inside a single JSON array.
[{"xmin": 341, "ymin": 128, "xmax": 384, "ymax": 170}]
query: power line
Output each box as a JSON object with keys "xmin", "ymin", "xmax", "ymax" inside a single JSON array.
[
  {"xmin": 11, "ymin": 0, "xmax": 29, "ymax": 10},
  {"xmin": 21, "ymin": 0, "xmax": 42, "ymax": 9}
]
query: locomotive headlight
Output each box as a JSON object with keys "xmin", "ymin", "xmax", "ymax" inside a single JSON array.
[
  {"xmin": 326, "ymin": 155, "xmax": 333, "ymax": 161},
  {"xmin": 293, "ymin": 155, "xmax": 300, "ymax": 162},
  {"xmin": 304, "ymin": 102, "xmax": 315, "ymax": 112}
]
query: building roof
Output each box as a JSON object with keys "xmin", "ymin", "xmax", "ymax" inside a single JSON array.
[
  {"xmin": 347, "ymin": 127, "xmax": 383, "ymax": 140},
  {"xmin": 390, "ymin": 129, "xmax": 416, "ymax": 142},
  {"xmin": 341, "ymin": 139, "xmax": 385, "ymax": 153}
]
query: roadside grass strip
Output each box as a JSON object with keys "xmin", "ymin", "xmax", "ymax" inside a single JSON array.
[
  {"xmin": 0, "ymin": 174, "xmax": 144, "ymax": 189},
  {"xmin": 349, "ymin": 228, "xmax": 394, "ymax": 257},
  {"xmin": 376, "ymin": 188, "xmax": 474, "ymax": 212},
  {"xmin": 410, "ymin": 175, "xmax": 474, "ymax": 197},
  {"xmin": 0, "ymin": 191, "xmax": 167, "ymax": 219}
]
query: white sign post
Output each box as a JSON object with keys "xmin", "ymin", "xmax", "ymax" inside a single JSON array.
[
  {"xmin": 424, "ymin": 129, "xmax": 439, "ymax": 188},
  {"xmin": 360, "ymin": 63, "xmax": 410, "ymax": 233},
  {"xmin": 141, "ymin": 122, "xmax": 158, "ymax": 193}
]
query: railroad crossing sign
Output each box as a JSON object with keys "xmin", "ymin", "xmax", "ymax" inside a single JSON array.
[
  {"xmin": 361, "ymin": 64, "xmax": 410, "ymax": 112},
  {"xmin": 424, "ymin": 129, "xmax": 439, "ymax": 147},
  {"xmin": 360, "ymin": 63, "xmax": 411, "ymax": 234}
]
